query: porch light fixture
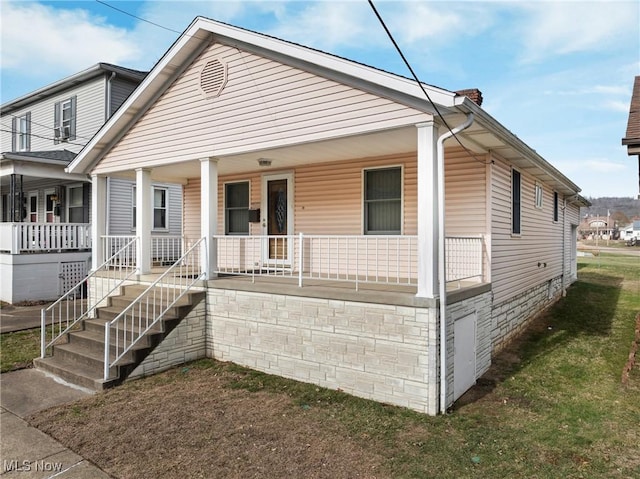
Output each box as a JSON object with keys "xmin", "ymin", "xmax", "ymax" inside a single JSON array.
[{"xmin": 257, "ymin": 158, "xmax": 272, "ymax": 167}]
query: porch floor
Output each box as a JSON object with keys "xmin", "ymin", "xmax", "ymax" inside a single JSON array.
[{"xmin": 126, "ymin": 268, "xmax": 491, "ymax": 308}]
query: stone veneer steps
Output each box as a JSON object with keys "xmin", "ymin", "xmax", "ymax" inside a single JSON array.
[{"xmin": 34, "ymin": 284, "xmax": 205, "ymax": 391}]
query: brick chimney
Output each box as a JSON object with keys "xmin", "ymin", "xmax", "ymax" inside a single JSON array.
[{"xmin": 456, "ymin": 88, "xmax": 483, "ymax": 106}]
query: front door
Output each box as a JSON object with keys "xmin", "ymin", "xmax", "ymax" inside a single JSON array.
[{"xmin": 262, "ymin": 173, "xmax": 293, "ymax": 266}]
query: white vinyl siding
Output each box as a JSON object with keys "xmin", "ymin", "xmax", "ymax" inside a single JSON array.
[
  {"xmin": 1, "ymin": 77, "xmax": 106, "ymax": 154},
  {"xmin": 111, "ymin": 179, "xmax": 181, "ymax": 235},
  {"xmin": 491, "ymin": 154, "xmax": 566, "ymax": 304},
  {"xmin": 94, "ymin": 43, "xmax": 429, "ymax": 174}
]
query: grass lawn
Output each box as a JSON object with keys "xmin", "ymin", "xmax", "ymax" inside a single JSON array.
[
  {"xmin": 1, "ymin": 328, "xmax": 41, "ymax": 372},
  {"xmin": 16, "ymin": 254, "xmax": 640, "ymax": 478}
]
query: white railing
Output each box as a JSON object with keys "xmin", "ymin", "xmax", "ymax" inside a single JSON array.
[
  {"xmin": 214, "ymin": 234, "xmax": 485, "ymax": 289},
  {"xmin": 104, "ymin": 238, "xmax": 204, "ymax": 380},
  {"xmin": 101, "ymin": 235, "xmax": 185, "ymax": 267},
  {"xmin": 445, "ymin": 236, "xmax": 484, "ymax": 284},
  {"xmin": 0, "ymin": 222, "xmax": 91, "ymax": 254},
  {"xmin": 41, "ymin": 237, "xmax": 138, "ymax": 358}
]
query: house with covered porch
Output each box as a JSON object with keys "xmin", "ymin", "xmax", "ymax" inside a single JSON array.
[{"xmin": 38, "ymin": 17, "xmax": 588, "ymax": 415}]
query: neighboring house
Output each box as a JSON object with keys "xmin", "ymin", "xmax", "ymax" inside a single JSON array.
[
  {"xmin": 620, "ymin": 221, "xmax": 640, "ymax": 240},
  {"xmin": 622, "ymin": 75, "xmax": 640, "ymax": 199},
  {"xmin": 52, "ymin": 17, "xmax": 588, "ymax": 415},
  {"xmin": 0, "ymin": 63, "xmax": 183, "ymax": 303},
  {"xmin": 578, "ymin": 215, "xmax": 614, "ymax": 239}
]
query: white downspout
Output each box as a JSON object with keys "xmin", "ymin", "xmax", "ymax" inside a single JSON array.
[{"xmin": 438, "ymin": 113, "xmax": 474, "ymax": 414}]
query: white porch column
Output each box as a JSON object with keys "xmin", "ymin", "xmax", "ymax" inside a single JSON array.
[
  {"xmin": 135, "ymin": 168, "xmax": 152, "ymax": 275},
  {"xmin": 90, "ymin": 174, "xmax": 107, "ymax": 271},
  {"xmin": 201, "ymin": 157, "xmax": 218, "ymax": 279},
  {"xmin": 416, "ymin": 121, "xmax": 439, "ymax": 298}
]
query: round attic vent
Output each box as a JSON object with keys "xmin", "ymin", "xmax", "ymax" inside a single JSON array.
[{"xmin": 199, "ymin": 59, "xmax": 227, "ymax": 99}]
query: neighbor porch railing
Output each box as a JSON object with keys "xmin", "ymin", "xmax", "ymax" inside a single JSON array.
[
  {"xmin": 0, "ymin": 222, "xmax": 91, "ymax": 254},
  {"xmin": 41, "ymin": 237, "xmax": 138, "ymax": 358},
  {"xmin": 104, "ymin": 238, "xmax": 205, "ymax": 380},
  {"xmin": 214, "ymin": 234, "xmax": 484, "ymax": 290}
]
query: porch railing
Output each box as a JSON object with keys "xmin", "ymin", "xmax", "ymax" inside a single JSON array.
[
  {"xmin": 102, "ymin": 235, "xmax": 184, "ymax": 266},
  {"xmin": 41, "ymin": 237, "xmax": 138, "ymax": 358},
  {"xmin": 104, "ymin": 238, "xmax": 204, "ymax": 380},
  {"xmin": 214, "ymin": 234, "xmax": 484, "ymax": 289},
  {"xmin": 0, "ymin": 222, "xmax": 91, "ymax": 254}
]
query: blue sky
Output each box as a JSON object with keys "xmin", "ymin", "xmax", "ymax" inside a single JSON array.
[{"xmin": 1, "ymin": 0, "xmax": 639, "ymax": 198}]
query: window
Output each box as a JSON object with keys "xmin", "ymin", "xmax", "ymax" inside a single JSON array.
[
  {"xmin": 512, "ymin": 169, "xmax": 521, "ymax": 235},
  {"xmin": 553, "ymin": 192, "xmax": 559, "ymax": 222},
  {"xmin": 67, "ymin": 185, "xmax": 84, "ymax": 223},
  {"xmin": 364, "ymin": 167, "xmax": 402, "ymax": 235},
  {"xmin": 225, "ymin": 182, "xmax": 249, "ymax": 235},
  {"xmin": 132, "ymin": 187, "xmax": 168, "ymax": 230},
  {"xmin": 45, "ymin": 190, "xmax": 56, "ymax": 223},
  {"xmin": 535, "ymin": 183, "xmax": 543, "ymax": 209},
  {"xmin": 28, "ymin": 192, "xmax": 38, "ymax": 222},
  {"xmin": 54, "ymin": 96, "xmax": 76, "ymax": 143},
  {"xmin": 11, "ymin": 113, "xmax": 31, "ymax": 151}
]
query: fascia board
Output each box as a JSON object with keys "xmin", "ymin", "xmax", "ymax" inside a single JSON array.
[{"xmin": 456, "ymin": 98, "xmax": 582, "ymax": 195}]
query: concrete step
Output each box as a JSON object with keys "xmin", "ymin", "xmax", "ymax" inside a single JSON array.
[{"xmin": 33, "ymin": 356, "xmax": 116, "ymax": 391}]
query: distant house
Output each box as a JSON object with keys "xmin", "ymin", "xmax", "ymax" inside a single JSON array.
[
  {"xmin": 0, "ymin": 63, "xmax": 183, "ymax": 304},
  {"xmin": 621, "ymin": 220, "xmax": 640, "ymax": 240},
  {"xmin": 40, "ymin": 17, "xmax": 589, "ymax": 415},
  {"xmin": 622, "ymin": 75, "xmax": 640, "ymax": 199},
  {"xmin": 578, "ymin": 215, "xmax": 614, "ymax": 239}
]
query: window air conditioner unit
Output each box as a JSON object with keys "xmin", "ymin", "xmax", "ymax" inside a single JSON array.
[{"xmin": 60, "ymin": 125, "xmax": 70, "ymax": 141}]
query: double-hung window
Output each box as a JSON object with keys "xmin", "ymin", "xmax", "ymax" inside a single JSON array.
[
  {"xmin": 12, "ymin": 113, "xmax": 31, "ymax": 151},
  {"xmin": 512, "ymin": 169, "xmax": 522, "ymax": 235},
  {"xmin": 67, "ymin": 185, "xmax": 85, "ymax": 223},
  {"xmin": 225, "ymin": 181, "xmax": 250, "ymax": 235},
  {"xmin": 364, "ymin": 167, "xmax": 402, "ymax": 235},
  {"xmin": 132, "ymin": 187, "xmax": 168, "ymax": 230},
  {"xmin": 534, "ymin": 183, "xmax": 543, "ymax": 209},
  {"xmin": 54, "ymin": 96, "xmax": 76, "ymax": 143}
]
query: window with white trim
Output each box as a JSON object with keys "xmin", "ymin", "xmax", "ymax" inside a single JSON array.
[
  {"xmin": 28, "ymin": 192, "xmax": 38, "ymax": 222},
  {"xmin": 67, "ymin": 185, "xmax": 84, "ymax": 223},
  {"xmin": 225, "ymin": 181, "xmax": 249, "ymax": 235},
  {"xmin": 535, "ymin": 183, "xmax": 543, "ymax": 209},
  {"xmin": 54, "ymin": 96, "xmax": 76, "ymax": 143},
  {"xmin": 11, "ymin": 113, "xmax": 31, "ymax": 152},
  {"xmin": 132, "ymin": 187, "xmax": 168, "ymax": 230},
  {"xmin": 364, "ymin": 167, "xmax": 402, "ymax": 235},
  {"xmin": 512, "ymin": 169, "xmax": 521, "ymax": 235}
]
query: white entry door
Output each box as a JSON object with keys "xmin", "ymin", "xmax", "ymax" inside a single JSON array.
[
  {"xmin": 261, "ymin": 173, "xmax": 293, "ymax": 267},
  {"xmin": 453, "ymin": 313, "xmax": 477, "ymax": 401}
]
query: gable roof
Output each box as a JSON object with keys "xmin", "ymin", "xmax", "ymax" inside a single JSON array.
[
  {"xmin": 67, "ymin": 16, "xmax": 585, "ymax": 199},
  {"xmin": 1, "ymin": 63, "xmax": 148, "ymax": 115}
]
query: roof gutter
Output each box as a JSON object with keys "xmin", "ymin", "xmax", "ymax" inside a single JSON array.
[{"xmin": 437, "ymin": 112, "xmax": 474, "ymax": 414}]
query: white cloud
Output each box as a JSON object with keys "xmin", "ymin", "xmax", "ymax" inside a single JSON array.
[
  {"xmin": 585, "ymin": 159, "xmax": 627, "ymax": 173},
  {"xmin": 516, "ymin": 1, "xmax": 639, "ymax": 63},
  {"xmin": 0, "ymin": 1, "xmax": 140, "ymax": 75},
  {"xmin": 604, "ymin": 100, "xmax": 632, "ymax": 113}
]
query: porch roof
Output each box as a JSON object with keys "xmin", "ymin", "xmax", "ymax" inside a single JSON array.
[
  {"xmin": 0, "ymin": 150, "xmax": 88, "ymax": 183},
  {"xmin": 67, "ymin": 17, "xmax": 585, "ymax": 198}
]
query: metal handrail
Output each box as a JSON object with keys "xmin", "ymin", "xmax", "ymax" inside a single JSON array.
[
  {"xmin": 103, "ymin": 237, "xmax": 205, "ymax": 380},
  {"xmin": 41, "ymin": 237, "xmax": 138, "ymax": 358}
]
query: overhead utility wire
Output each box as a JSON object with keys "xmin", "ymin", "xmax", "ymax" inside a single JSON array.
[
  {"xmin": 0, "ymin": 127, "xmax": 87, "ymax": 148},
  {"xmin": 95, "ymin": 0, "xmax": 184, "ymax": 34},
  {"xmin": 367, "ymin": 0, "xmax": 489, "ymax": 165},
  {"xmin": 4, "ymin": 112, "xmax": 95, "ymax": 142}
]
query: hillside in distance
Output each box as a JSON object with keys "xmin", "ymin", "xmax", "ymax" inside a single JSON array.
[{"xmin": 580, "ymin": 197, "xmax": 640, "ymax": 224}]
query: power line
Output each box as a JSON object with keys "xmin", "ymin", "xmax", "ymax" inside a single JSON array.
[
  {"xmin": 0, "ymin": 127, "xmax": 87, "ymax": 148},
  {"xmin": 4, "ymin": 112, "xmax": 95, "ymax": 142},
  {"xmin": 367, "ymin": 0, "xmax": 490, "ymax": 165},
  {"xmin": 95, "ymin": 0, "xmax": 184, "ymax": 34}
]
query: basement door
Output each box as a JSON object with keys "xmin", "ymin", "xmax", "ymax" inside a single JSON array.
[
  {"xmin": 261, "ymin": 173, "xmax": 293, "ymax": 267},
  {"xmin": 453, "ymin": 313, "xmax": 477, "ymax": 401}
]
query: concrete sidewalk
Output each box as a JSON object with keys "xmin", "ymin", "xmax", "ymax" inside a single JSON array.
[
  {"xmin": 1, "ymin": 369, "xmax": 111, "ymax": 478},
  {"xmin": 0, "ymin": 303, "xmax": 51, "ymax": 333}
]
